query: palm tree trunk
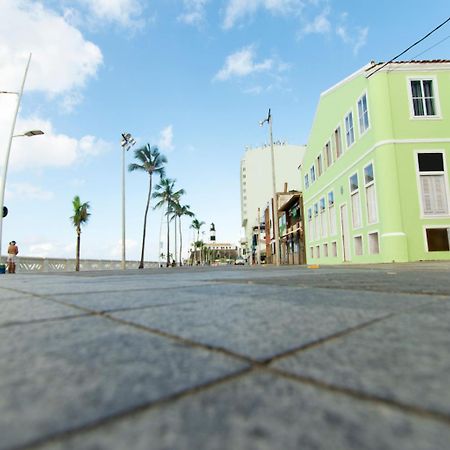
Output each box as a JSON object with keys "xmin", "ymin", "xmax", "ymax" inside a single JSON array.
[
  {"xmin": 174, "ymin": 215, "xmax": 178, "ymax": 266},
  {"xmin": 166, "ymin": 202, "xmax": 170, "ymax": 267},
  {"xmin": 179, "ymin": 217, "xmax": 183, "ymax": 266},
  {"xmin": 75, "ymin": 227, "xmax": 81, "ymax": 272},
  {"xmin": 139, "ymin": 175, "xmax": 153, "ymax": 269}
]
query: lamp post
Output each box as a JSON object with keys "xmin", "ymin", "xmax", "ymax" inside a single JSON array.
[
  {"xmin": 120, "ymin": 132, "xmax": 136, "ymax": 270},
  {"xmin": 0, "ymin": 53, "xmax": 42, "ymax": 264},
  {"xmin": 259, "ymin": 108, "xmax": 280, "ymax": 266}
]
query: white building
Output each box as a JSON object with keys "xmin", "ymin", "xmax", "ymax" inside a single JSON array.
[{"xmin": 240, "ymin": 143, "xmax": 307, "ymax": 258}]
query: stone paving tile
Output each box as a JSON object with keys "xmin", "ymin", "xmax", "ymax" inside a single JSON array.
[
  {"xmin": 273, "ymin": 300, "xmax": 450, "ymax": 417},
  {"xmin": 0, "ymin": 316, "xmax": 248, "ymax": 450},
  {"xmin": 111, "ymin": 284, "xmax": 437, "ymax": 361},
  {"xmin": 0, "ymin": 297, "xmax": 83, "ymax": 327},
  {"xmin": 38, "ymin": 372, "xmax": 450, "ymax": 450}
]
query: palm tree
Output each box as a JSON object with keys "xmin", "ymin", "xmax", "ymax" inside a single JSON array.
[
  {"xmin": 172, "ymin": 202, "xmax": 194, "ymax": 266},
  {"xmin": 129, "ymin": 144, "xmax": 167, "ymax": 269},
  {"xmin": 153, "ymin": 178, "xmax": 185, "ymax": 267},
  {"xmin": 190, "ymin": 218, "xmax": 204, "ymax": 264},
  {"xmin": 70, "ymin": 196, "xmax": 91, "ymax": 272}
]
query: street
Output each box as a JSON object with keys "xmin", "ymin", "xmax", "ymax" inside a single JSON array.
[{"xmin": 1, "ymin": 263, "xmax": 450, "ymax": 449}]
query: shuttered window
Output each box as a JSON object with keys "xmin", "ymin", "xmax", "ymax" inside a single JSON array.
[
  {"xmin": 364, "ymin": 164, "xmax": 378, "ymax": 224},
  {"xmin": 417, "ymin": 153, "xmax": 448, "ymax": 216}
]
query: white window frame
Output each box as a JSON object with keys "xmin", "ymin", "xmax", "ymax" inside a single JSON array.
[
  {"xmin": 316, "ymin": 154, "xmax": 323, "ymax": 177},
  {"xmin": 324, "ymin": 141, "xmax": 333, "ymax": 168},
  {"xmin": 350, "ymin": 173, "xmax": 361, "ymax": 229},
  {"xmin": 304, "ymin": 174, "xmax": 309, "ymax": 190},
  {"xmin": 407, "ymin": 76, "xmax": 441, "ymax": 120},
  {"xmin": 415, "ymin": 150, "xmax": 450, "ymax": 218},
  {"xmin": 331, "ymin": 241, "xmax": 338, "ymax": 257},
  {"xmin": 368, "ymin": 231, "xmax": 380, "ymax": 255},
  {"xmin": 354, "ymin": 235, "xmax": 363, "ymax": 256},
  {"xmin": 357, "ymin": 91, "xmax": 370, "ymax": 136},
  {"xmin": 334, "ymin": 124, "xmax": 343, "ymax": 159},
  {"xmin": 328, "ymin": 191, "xmax": 337, "ymax": 236},
  {"xmin": 310, "ymin": 165, "xmax": 316, "ymax": 183},
  {"xmin": 344, "ymin": 110, "xmax": 355, "ymax": 149},
  {"xmin": 320, "ymin": 197, "xmax": 327, "ymax": 238},
  {"xmin": 422, "ymin": 224, "xmax": 450, "ymax": 252},
  {"xmin": 364, "ymin": 161, "xmax": 378, "ymax": 224}
]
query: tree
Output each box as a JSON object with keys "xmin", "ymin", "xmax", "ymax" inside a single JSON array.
[
  {"xmin": 190, "ymin": 218, "xmax": 205, "ymax": 264},
  {"xmin": 153, "ymin": 178, "xmax": 185, "ymax": 267},
  {"xmin": 172, "ymin": 202, "xmax": 194, "ymax": 266},
  {"xmin": 129, "ymin": 144, "xmax": 167, "ymax": 269},
  {"xmin": 70, "ymin": 196, "xmax": 91, "ymax": 272}
]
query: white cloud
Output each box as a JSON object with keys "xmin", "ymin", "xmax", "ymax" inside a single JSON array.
[
  {"xmin": 158, "ymin": 125, "xmax": 175, "ymax": 152},
  {"xmin": 302, "ymin": 7, "xmax": 331, "ymax": 34},
  {"xmin": 6, "ymin": 183, "xmax": 54, "ymax": 201},
  {"xmin": 223, "ymin": 0, "xmax": 305, "ymax": 29},
  {"xmin": 0, "ymin": 0, "xmax": 103, "ymax": 96},
  {"xmin": 178, "ymin": 0, "xmax": 209, "ymax": 26},
  {"xmin": 336, "ymin": 24, "xmax": 369, "ymax": 55},
  {"xmin": 75, "ymin": 0, "xmax": 144, "ymax": 28},
  {"xmin": 214, "ymin": 46, "xmax": 273, "ymax": 81},
  {"xmin": 0, "ymin": 99, "xmax": 112, "ymax": 171}
]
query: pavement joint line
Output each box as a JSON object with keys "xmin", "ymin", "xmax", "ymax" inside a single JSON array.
[
  {"xmin": 267, "ymin": 298, "xmax": 448, "ymax": 365},
  {"xmin": 268, "ymin": 366, "xmax": 450, "ymax": 426},
  {"xmin": 13, "ymin": 366, "xmax": 256, "ymax": 450},
  {"xmin": 0, "ymin": 313, "xmax": 92, "ymax": 329}
]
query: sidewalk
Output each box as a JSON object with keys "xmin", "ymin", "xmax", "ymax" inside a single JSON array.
[{"xmin": 1, "ymin": 264, "xmax": 449, "ymax": 449}]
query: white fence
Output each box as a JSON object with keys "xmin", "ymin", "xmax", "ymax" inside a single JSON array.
[{"xmin": 3, "ymin": 257, "xmax": 159, "ymax": 273}]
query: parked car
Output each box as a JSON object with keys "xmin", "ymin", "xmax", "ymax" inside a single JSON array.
[{"xmin": 234, "ymin": 257, "xmax": 245, "ymax": 265}]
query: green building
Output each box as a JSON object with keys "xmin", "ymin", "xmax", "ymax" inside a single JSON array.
[{"xmin": 302, "ymin": 60, "xmax": 450, "ymax": 264}]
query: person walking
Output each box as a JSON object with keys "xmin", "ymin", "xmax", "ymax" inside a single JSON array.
[{"xmin": 7, "ymin": 241, "xmax": 18, "ymax": 274}]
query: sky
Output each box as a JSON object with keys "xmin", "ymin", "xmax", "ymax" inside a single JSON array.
[{"xmin": 0, "ymin": 0, "xmax": 449, "ymax": 263}]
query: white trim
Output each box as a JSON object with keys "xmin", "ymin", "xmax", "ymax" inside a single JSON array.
[
  {"xmin": 407, "ymin": 76, "xmax": 442, "ymax": 120},
  {"xmin": 367, "ymin": 230, "xmax": 380, "ymax": 255},
  {"xmin": 381, "ymin": 232, "xmax": 406, "ymax": 237},
  {"xmin": 321, "ymin": 64, "xmax": 371, "ymax": 97},
  {"xmin": 422, "ymin": 224, "xmax": 450, "ymax": 252},
  {"xmin": 344, "ymin": 108, "xmax": 356, "ymax": 150},
  {"xmin": 414, "ymin": 149, "xmax": 450, "ymax": 218},
  {"xmin": 304, "ymin": 138, "xmax": 450, "ymax": 206},
  {"xmin": 357, "ymin": 90, "xmax": 371, "ymax": 137},
  {"xmin": 364, "ymin": 161, "xmax": 379, "ymax": 225},
  {"xmin": 367, "ymin": 62, "xmax": 450, "ymax": 75}
]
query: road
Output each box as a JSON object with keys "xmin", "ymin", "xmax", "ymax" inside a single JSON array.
[{"xmin": 1, "ymin": 263, "xmax": 449, "ymax": 449}]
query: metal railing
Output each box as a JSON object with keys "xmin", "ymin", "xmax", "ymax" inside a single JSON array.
[{"xmin": 1, "ymin": 256, "xmax": 158, "ymax": 273}]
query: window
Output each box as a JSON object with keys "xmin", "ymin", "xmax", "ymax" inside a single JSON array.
[
  {"xmin": 354, "ymin": 236, "xmax": 363, "ymax": 256},
  {"xmin": 331, "ymin": 241, "xmax": 337, "ymax": 257},
  {"xmin": 316, "ymin": 245, "xmax": 320, "ymax": 258},
  {"xmin": 324, "ymin": 142, "xmax": 332, "ymax": 168},
  {"xmin": 364, "ymin": 163, "xmax": 378, "ymax": 224},
  {"xmin": 304, "ymin": 174, "xmax": 309, "ymax": 190},
  {"xmin": 310, "ymin": 166, "xmax": 316, "ymax": 183},
  {"xmin": 308, "ymin": 209, "xmax": 313, "ymax": 242},
  {"xmin": 310, "ymin": 247, "xmax": 314, "ymax": 258},
  {"xmin": 345, "ymin": 111, "xmax": 355, "ymax": 148},
  {"xmin": 368, "ymin": 232, "xmax": 380, "ymax": 254},
  {"xmin": 328, "ymin": 191, "xmax": 336, "ymax": 236},
  {"xmin": 417, "ymin": 153, "xmax": 448, "ymax": 216},
  {"xmin": 314, "ymin": 204, "xmax": 319, "ymax": 240},
  {"xmin": 307, "ymin": 208, "xmax": 312, "ymax": 220},
  {"xmin": 350, "ymin": 173, "xmax": 361, "ymax": 228},
  {"xmin": 426, "ymin": 228, "xmax": 450, "ymax": 251},
  {"xmin": 316, "ymin": 154, "xmax": 323, "ymax": 177},
  {"xmin": 320, "ymin": 198, "xmax": 327, "ymax": 238},
  {"xmin": 410, "ymin": 79, "xmax": 437, "ymax": 117},
  {"xmin": 323, "ymin": 243, "xmax": 329, "ymax": 257},
  {"xmin": 334, "ymin": 127, "xmax": 343, "ymax": 159},
  {"xmin": 357, "ymin": 93, "xmax": 370, "ymax": 134}
]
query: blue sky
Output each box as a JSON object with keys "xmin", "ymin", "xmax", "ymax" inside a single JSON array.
[{"xmin": 1, "ymin": 0, "xmax": 449, "ymax": 262}]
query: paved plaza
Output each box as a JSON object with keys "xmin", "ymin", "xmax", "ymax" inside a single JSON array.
[{"xmin": 1, "ymin": 262, "xmax": 450, "ymax": 449}]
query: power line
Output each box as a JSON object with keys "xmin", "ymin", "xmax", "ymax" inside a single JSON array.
[
  {"xmin": 411, "ymin": 34, "xmax": 450, "ymax": 59},
  {"xmin": 367, "ymin": 16, "xmax": 450, "ymax": 78}
]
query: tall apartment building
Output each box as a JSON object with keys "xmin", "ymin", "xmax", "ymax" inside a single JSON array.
[
  {"xmin": 240, "ymin": 143, "xmax": 306, "ymax": 257},
  {"xmin": 303, "ymin": 60, "xmax": 450, "ymax": 264}
]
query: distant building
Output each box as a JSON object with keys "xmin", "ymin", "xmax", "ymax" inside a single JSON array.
[
  {"xmin": 302, "ymin": 60, "xmax": 450, "ymax": 264},
  {"xmin": 240, "ymin": 143, "xmax": 306, "ymax": 262}
]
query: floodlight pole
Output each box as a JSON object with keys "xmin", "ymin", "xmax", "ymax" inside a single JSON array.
[
  {"xmin": 0, "ymin": 53, "xmax": 32, "ymax": 264},
  {"xmin": 120, "ymin": 132, "xmax": 135, "ymax": 270},
  {"xmin": 260, "ymin": 109, "xmax": 280, "ymax": 266}
]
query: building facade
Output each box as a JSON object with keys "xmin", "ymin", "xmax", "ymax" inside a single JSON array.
[
  {"xmin": 240, "ymin": 143, "xmax": 306, "ymax": 261},
  {"xmin": 302, "ymin": 60, "xmax": 450, "ymax": 264}
]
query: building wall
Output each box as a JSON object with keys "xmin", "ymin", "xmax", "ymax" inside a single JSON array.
[
  {"xmin": 240, "ymin": 144, "xmax": 306, "ymax": 249},
  {"xmin": 303, "ymin": 62, "xmax": 450, "ymax": 264}
]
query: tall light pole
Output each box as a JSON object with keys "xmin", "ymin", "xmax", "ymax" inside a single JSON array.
[
  {"xmin": 0, "ymin": 53, "xmax": 42, "ymax": 264},
  {"xmin": 259, "ymin": 108, "xmax": 280, "ymax": 266},
  {"xmin": 120, "ymin": 132, "xmax": 136, "ymax": 270}
]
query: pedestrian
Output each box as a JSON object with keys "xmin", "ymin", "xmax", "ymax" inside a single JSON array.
[{"xmin": 7, "ymin": 241, "xmax": 19, "ymax": 274}]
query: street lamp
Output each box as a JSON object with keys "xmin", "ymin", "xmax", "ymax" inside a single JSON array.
[
  {"xmin": 120, "ymin": 132, "xmax": 136, "ymax": 270},
  {"xmin": 0, "ymin": 53, "xmax": 41, "ymax": 265},
  {"xmin": 259, "ymin": 108, "xmax": 280, "ymax": 266}
]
